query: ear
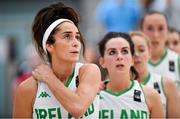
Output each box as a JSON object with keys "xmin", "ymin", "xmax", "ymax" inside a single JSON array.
[
  {"xmin": 46, "ymin": 43, "xmax": 54, "ymax": 53},
  {"xmin": 99, "ymin": 57, "xmax": 106, "ymax": 68}
]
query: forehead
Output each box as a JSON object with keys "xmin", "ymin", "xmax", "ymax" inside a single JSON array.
[
  {"xmin": 105, "ymin": 37, "xmax": 130, "ymax": 49},
  {"xmin": 169, "ymin": 32, "xmax": 179, "ymax": 37},
  {"xmin": 56, "ymin": 22, "xmax": 79, "ymax": 33},
  {"xmin": 132, "ymin": 35, "xmax": 147, "ymax": 46},
  {"xmin": 143, "ymin": 14, "xmax": 167, "ymax": 26},
  {"xmin": 168, "ymin": 32, "xmax": 179, "ymax": 40}
]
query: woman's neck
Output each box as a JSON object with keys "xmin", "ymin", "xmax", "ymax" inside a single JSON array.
[
  {"xmin": 137, "ymin": 67, "xmax": 149, "ymax": 84},
  {"xmin": 107, "ymin": 74, "xmax": 131, "ymax": 94},
  {"xmin": 150, "ymin": 48, "xmax": 166, "ymax": 63},
  {"xmin": 52, "ymin": 61, "xmax": 75, "ymax": 84}
]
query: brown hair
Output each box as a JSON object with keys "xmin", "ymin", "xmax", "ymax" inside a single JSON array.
[
  {"xmin": 98, "ymin": 32, "xmax": 139, "ymax": 80},
  {"xmin": 140, "ymin": 11, "xmax": 169, "ymax": 30},
  {"xmin": 32, "ymin": 2, "xmax": 85, "ymax": 62}
]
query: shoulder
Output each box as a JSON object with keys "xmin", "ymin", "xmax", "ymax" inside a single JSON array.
[
  {"xmin": 143, "ymin": 85, "xmax": 165, "ymax": 117},
  {"xmin": 162, "ymin": 77, "xmax": 177, "ymax": 95},
  {"xmin": 143, "ymin": 86, "xmax": 160, "ymax": 100},
  {"xmin": 142, "ymin": 86, "xmax": 161, "ymax": 108},
  {"xmin": 15, "ymin": 76, "xmax": 38, "ymax": 100},
  {"xmin": 13, "ymin": 76, "xmax": 38, "ymax": 117},
  {"xmin": 163, "ymin": 77, "xmax": 176, "ymax": 87},
  {"xmin": 163, "ymin": 77, "xmax": 176, "ymax": 89},
  {"xmin": 80, "ymin": 63, "xmax": 100, "ymax": 74},
  {"xmin": 78, "ymin": 63, "xmax": 101, "ymax": 84}
]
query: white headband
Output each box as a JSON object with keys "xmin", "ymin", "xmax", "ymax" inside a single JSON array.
[{"xmin": 42, "ymin": 18, "xmax": 73, "ymax": 54}]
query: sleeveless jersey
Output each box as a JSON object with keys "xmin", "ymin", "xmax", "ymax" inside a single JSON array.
[
  {"xmin": 148, "ymin": 49, "xmax": 180, "ymax": 91},
  {"xmin": 143, "ymin": 72, "xmax": 166, "ymax": 113},
  {"xmin": 99, "ymin": 80, "xmax": 149, "ymax": 119},
  {"xmin": 33, "ymin": 62, "xmax": 99, "ymax": 119}
]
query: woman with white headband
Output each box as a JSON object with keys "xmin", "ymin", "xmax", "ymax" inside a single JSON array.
[{"xmin": 13, "ymin": 2, "xmax": 101, "ymax": 118}]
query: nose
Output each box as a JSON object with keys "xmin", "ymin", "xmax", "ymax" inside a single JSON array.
[
  {"xmin": 169, "ymin": 43, "xmax": 174, "ymax": 49},
  {"xmin": 135, "ymin": 49, "xmax": 142, "ymax": 56},
  {"xmin": 152, "ymin": 30, "xmax": 159, "ymax": 38},
  {"xmin": 72, "ymin": 38, "xmax": 80, "ymax": 47},
  {"xmin": 116, "ymin": 51, "xmax": 123, "ymax": 61},
  {"xmin": 134, "ymin": 53, "xmax": 140, "ymax": 61}
]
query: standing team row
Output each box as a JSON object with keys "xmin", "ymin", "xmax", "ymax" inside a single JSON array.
[{"xmin": 13, "ymin": 1, "xmax": 180, "ymax": 118}]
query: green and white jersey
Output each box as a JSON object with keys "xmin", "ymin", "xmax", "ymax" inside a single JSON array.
[
  {"xmin": 143, "ymin": 72, "xmax": 166, "ymax": 114},
  {"xmin": 99, "ymin": 80, "xmax": 149, "ymax": 119},
  {"xmin": 33, "ymin": 62, "xmax": 99, "ymax": 119},
  {"xmin": 148, "ymin": 49, "xmax": 180, "ymax": 91}
]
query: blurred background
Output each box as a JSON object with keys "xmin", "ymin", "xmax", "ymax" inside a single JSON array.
[{"xmin": 0, "ymin": 0, "xmax": 180, "ymax": 117}]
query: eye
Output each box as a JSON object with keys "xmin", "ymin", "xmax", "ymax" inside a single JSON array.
[
  {"xmin": 158, "ymin": 26, "xmax": 164, "ymax": 32},
  {"xmin": 64, "ymin": 34, "xmax": 72, "ymax": 40},
  {"xmin": 109, "ymin": 50, "xmax": 116, "ymax": 55},
  {"xmin": 139, "ymin": 48, "xmax": 145, "ymax": 53},
  {"xmin": 147, "ymin": 26, "xmax": 153, "ymax": 31},
  {"xmin": 121, "ymin": 49, "xmax": 128, "ymax": 54},
  {"xmin": 76, "ymin": 35, "xmax": 81, "ymax": 41},
  {"xmin": 173, "ymin": 40, "xmax": 179, "ymax": 46}
]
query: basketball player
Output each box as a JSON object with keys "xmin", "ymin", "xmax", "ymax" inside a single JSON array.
[
  {"xmin": 130, "ymin": 31, "xmax": 180, "ymax": 117},
  {"xmin": 98, "ymin": 32, "xmax": 164, "ymax": 118},
  {"xmin": 13, "ymin": 2, "xmax": 101, "ymax": 118},
  {"xmin": 140, "ymin": 11, "xmax": 180, "ymax": 91}
]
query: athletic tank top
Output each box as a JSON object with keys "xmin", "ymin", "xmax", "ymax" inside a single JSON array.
[
  {"xmin": 148, "ymin": 49, "xmax": 180, "ymax": 91},
  {"xmin": 143, "ymin": 72, "xmax": 166, "ymax": 114},
  {"xmin": 33, "ymin": 63, "xmax": 99, "ymax": 119},
  {"xmin": 99, "ymin": 80, "xmax": 149, "ymax": 119}
]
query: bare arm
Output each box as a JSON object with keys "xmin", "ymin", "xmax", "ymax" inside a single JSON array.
[
  {"xmin": 144, "ymin": 86, "xmax": 165, "ymax": 118},
  {"xmin": 32, "ymin": 63, "xmax": 101, "ymax": 117},
  {"xmin": 13, "ymin": 77, "xmax": 37, "ymax": 118},
  {"xmin": 179, "ymin": 94, "xmax": 180, "ymax": 111},
  {"xmin": 164, "ymin": 78, "xmax": 180, "ymax": 118}
]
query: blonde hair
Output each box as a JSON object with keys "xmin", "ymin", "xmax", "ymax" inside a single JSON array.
[{"xmin": 129, "ymin": 31, "xmax": 150, "ymax": 48}]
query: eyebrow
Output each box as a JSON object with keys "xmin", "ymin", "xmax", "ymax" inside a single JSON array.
[
  {"xmin": 137, "ymin": 44, "xmax": 145, "ymax": 47},
  {"xmin": 62, "ymin": 31, "xmax": 80, "ymax": 35},
  {"xmin": 106, "ymin": 48, "xmax": 115, "ymax": 52},
  {"xmin": 122, "ymin": 46, "xmax": 130, "ymax": 49},
  {"xmin": 107, "ymin": 47, "xmax": 129, "ymax": 51}
]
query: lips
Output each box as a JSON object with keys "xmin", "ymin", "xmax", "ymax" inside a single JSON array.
[
  {"xmin": 116, "ymin": 64, "xmax": 124, "ymax": 68},
  {"xmin": 70, "ymin": 51, "xmax": 79, "ymax": 54},
  {"xmin": 151, "ymin": 41, "xmax": 159, "ymax": 47},
  {"xmin": 134, "ymin": 60, "xmax": 141, "ymax": 64}
]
